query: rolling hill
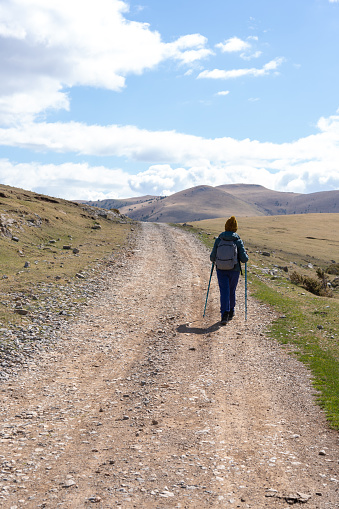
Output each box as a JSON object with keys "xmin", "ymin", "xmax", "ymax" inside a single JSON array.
[
  {"xmin": 80, "ymin": 184, "xmax": 339, "ymax": 222},
  {"xmin": 79, "ymin": 195, "xmax": 157, "ymax": 211},
  {"xmin": 216, "ymin": 184, "xmax": 339, "ymax": 215}
]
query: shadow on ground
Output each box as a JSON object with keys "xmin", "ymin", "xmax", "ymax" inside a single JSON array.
[{"xmin": 176, "ymin": 322, "xmax": 221, "ymax": 335}]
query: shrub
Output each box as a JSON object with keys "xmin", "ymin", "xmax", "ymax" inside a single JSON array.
[
  {"xmin": 290, "ymin": 270, "xmax": 332, "ymax": 297},
  {"xmin": 326, "ymin": 263, "xmax": 339, "ymax": 275}
]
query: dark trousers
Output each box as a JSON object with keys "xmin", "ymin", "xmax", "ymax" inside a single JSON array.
[{"xmin": 216, "ymin": 269, "xmax": 240, "ymax": 317}]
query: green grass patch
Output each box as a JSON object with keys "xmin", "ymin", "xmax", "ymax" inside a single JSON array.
[{"xmin": 251, "ymin": 277, "xmax": 339, "ymax": 429}]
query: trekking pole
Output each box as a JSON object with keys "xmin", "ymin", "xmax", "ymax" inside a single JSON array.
[
  {"xmin": 203, "ymin": 263, "xmax": 214, "ymax": 318},
  {"xmin": 245, "ymin": 262, "xmax": 248, "ymax": 321}
]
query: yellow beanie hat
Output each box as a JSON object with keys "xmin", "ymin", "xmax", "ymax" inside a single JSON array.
[{"xmin": 225, "ymin": 216, "xmax": 238, "ymax": 232}]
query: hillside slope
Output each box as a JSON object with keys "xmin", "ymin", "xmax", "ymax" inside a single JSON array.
[
  {"xmin": 120, "ymin": 185, "xmax": 263, "ymax": 222},
  {"xmin": 216, "ymin": 184, "xmax": 301, "ymax": 215},
  {"xmin": 78, "ymin": 194, "xmax": 158, "ymax": 211},
  {"xmin": 0, "ymin": 183, "xmax": 134, "ymax": 325},
  {"xmin": 218, "ymin": 184, "xmax": 339, "ymax": 215}
]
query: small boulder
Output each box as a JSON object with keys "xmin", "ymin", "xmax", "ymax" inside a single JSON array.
[
  {"xmin": 88, "ymin": 496, "xmax": 101, "ymax": 503},
  {"xmin": 14, "ymin": 308, "xmax": 29, "ymax": 316},
  {"xmin": 63, "ymin": 479, "xmax": 76, "ymax": 488}
]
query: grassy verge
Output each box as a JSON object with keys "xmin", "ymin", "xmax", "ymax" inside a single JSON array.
[
  {"xmin": 173, "ymin": 220, "xmax": 339, "ymax": 429},
  {"xmin": 251, "ymin": 276, "xmax": 339, "ymax": 429}
]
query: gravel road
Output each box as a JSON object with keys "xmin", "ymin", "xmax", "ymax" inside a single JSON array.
[{"xmin": 0, "ymin": 222, "xmax": 338, "ymax": 508}]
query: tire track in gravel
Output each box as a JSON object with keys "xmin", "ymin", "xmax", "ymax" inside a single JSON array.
[{"xmin": 1, "ymin": 222, "xmax": 339, "ymax": 508}]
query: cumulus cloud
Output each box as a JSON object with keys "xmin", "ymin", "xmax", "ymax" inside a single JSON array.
[
  {"xmin": 0, "ymin": 159, "xmax": 134, "ymax": 200},
  {"xmin": 216, "ymin": 36, "xmax": 262, "ymax": 60},
  {"xmin": 1, "ymin": 113, "xmax": 339, "ymax": 198},
  {"xmin": 165, "ymin": 34, "xmax": 213, "ymax": 64},
  {"xmin": 0, "ymin": 83, "xmax": 70, "ymax": 125},
  {"xmin": 0, "ymin": 0, "xmax": 211, "ymax": 124},
  {"xmin": 216, "ymin": 36, "xmax": 251, "ymax": 53},
  {"xmin": 216, "ymin": 91, "xmax": 230, "ymax": 96},
  {"xmin": 198, "ymin": 57, "xmax": 284, "ymax": 80}
]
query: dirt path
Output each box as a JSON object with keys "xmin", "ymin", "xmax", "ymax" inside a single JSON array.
[{"xmin": 1, "ymin": 222, "xmax": 338, "ymax": 509}]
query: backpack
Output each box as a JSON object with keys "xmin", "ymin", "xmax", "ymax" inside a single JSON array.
[{"xmin": 215, "ymin": 238, "xmax": 238, "ymax": 270}]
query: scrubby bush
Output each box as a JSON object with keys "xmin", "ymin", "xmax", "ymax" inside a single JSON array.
[
  {"xmin": 290, "ymin": 270, "xmax": 332, "ymax": 297},
  {"xmin": 316, "ymin": 268, "xmax": 330, "ymax": 290},
  {"xmin": 326, "ymin": 263, "xmax": 339, "ymax": 275},
  {"xmin": 290, "ymin": 271, "xmax": 303, "ymax": 285}
]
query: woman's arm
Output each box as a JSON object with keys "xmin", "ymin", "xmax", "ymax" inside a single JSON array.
[{"xmin": 210, "ymin": 237, "xmax": 220, "ymax": 262}]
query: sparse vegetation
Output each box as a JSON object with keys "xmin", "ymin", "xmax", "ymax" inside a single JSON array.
[
  {"xmin": 290, "ymin": 269, "xmax": 332, "ymax": 297},
  {"xmin": 250, "ymin": 277, "xmax": 339, "ymax": 429},
  {"xmin": 0, "ymin": 184, "xmax": 137, "ymax": 327}
]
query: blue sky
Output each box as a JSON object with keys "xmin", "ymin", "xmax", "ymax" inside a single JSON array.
[{"xmin": 0, "ymin": 0, "xmax": 339, "ymax": 200}]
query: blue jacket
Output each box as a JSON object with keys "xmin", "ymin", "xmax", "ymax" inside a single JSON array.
[{"xmin": 210, "ymin": 231, "xmax": 249, "ymax": 271}]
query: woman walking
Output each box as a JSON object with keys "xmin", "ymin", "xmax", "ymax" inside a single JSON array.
[{"xmin": 210, "ymin": 216, "xmax": 249, "ymax": 324}]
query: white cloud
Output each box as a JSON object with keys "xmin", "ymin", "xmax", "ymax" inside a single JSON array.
[
  {"xmin": 128, "ymin": 165, "xmax": 192, "ymax": 196},
  {"xmin": 1, "ymin": 113, "xmax": 339, "ymax": 198},
  {"xmin": 165, "ymin": 34, "xmax": 213, "ymax": 64},
  {"xmin": 0, "ymin": 0, "xmax": 211, "ymax": 124},
  {"xmin": 1, "ymin": 114, "xmax": 339, "ymax": 165},
  {"xmin": 240, "ymin": 50, "xmax": 262, "ymax": 60},
  {"xmin": 216, "ymin": 36, "xmax": 251, "ymax": 53},
  {"xmin": 0, "ymin": 83, "xmax": 70, "ymax": 125},
  {"xmin": 216, "ymin": 36, "xmax": 262, "ymax": 61},
  {"xmin": 216, "ymin": 91, "xmax": 230, "ymax": 96},
  {"xmin": 0, "ymin": 159, "xmax": 133, "ymax": 200},
  {"xmin": 198, "ymin": 58, "xmax": 284, "ymax": 80}
]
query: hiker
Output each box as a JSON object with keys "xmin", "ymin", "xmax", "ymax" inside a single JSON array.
[{"xmin": 210, "ymin": 216, "xmax": 248, "ymax": 324}]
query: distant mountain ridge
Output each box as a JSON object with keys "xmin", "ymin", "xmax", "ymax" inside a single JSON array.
[{"xmin": 79, "ymin": 184, "xmax": 339, "ymax": 223}]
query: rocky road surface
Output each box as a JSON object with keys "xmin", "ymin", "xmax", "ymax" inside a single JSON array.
[{"xmin": 0, "ymin": 222, "xmax": 338, "ymax": 508}]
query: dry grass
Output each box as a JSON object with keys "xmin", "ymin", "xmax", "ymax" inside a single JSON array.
[
  {"xmin": 0, "ymin": 184, "xmax": 136, "ymax": 324},
  {"xmin": 193, "ymin": 213, "xmax": 339, "ymax": 268}
]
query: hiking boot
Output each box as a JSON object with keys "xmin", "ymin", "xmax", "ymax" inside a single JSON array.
[
  {"xmin": 228, "ymin": 309, "xmax": 235, "ymax": 320},
  {"xmin": 220, "ymin": 311, "xmax": 229, "ymax": 325}
]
